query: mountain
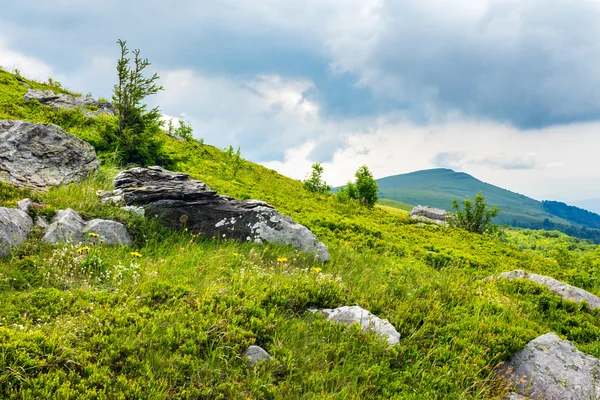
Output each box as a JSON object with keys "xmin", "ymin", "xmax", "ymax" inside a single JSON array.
[
  {"xmin": 571, "ymin": 198, "xmax": 600, "ymax": 215},
  {"xmin": 377, "ymin": 168, "xmax": 600, "ymax": 242}
]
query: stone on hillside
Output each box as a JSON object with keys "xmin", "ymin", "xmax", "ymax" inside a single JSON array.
[
  {"xmin": 35, "ymin": 216, "xmax": 49, "ymax": 229},
  {"xmin": 24, "ymin": 89, "xmax": 115, "ymax": 117},
  {"xmin": 0, "ymin": 207, "xmax": 33, "ymax": 257},
  {"xmin": 83, "ymin": 219, "xmax": 132, "ymax": 246},
  {"xmin": 498, "ymin": 270, "xmax": 600, "ymax": 310},
  {"xmin": 0, "ymin": 120, "xmax": 99, "ymax": 190},
  {"xmin": 101, "ymin": 166, "xmax": 330, "ymax": 262},
  {"xmin": 42, "ymin": 208, "xmax": 86, "ymax": 244},
  {"xmin": 501, "ymin": 332, "xmax": 600, "ymax": 400},
  {"xmin": 42, "ymin": 208, "xmax": 132, "ymax": 246},
  {"xmin": 504, "ymin": 393, "xmax": 529, "ymax": 400},
  {"xmin": 17, "ymin": 198, "xmax": 32, "ymax": 213},
  {"xmin": 243, "ymin": 345, "xmax": 273, "ymax": 365},
  {"xmin": 410, "ymin": 205, "xmax": 450, "ymax": 226},
  {"xmin": 312, "ymin": 305, "xmax": 400, "ymax": 345}
]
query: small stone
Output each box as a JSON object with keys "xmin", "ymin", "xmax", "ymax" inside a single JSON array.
[
  {"xmin": 17, "ymin": 198, "xmax": 33, "ymax": 213},
  {"xmin": 35, "ymin": 215, "xmax": 49, "ymax": 229},
  {"xmin": 42, "ymin": 208, "xmax": 86, "ymax": 244},
  {"xmin": 0, "ymin": 207, "xmax": 33, "ymax": 257},
  {"xmin": 83, "ymin": 219, "xmax": 132, "ymax": 246},
  {"xmin": 243, "ymin": 345, "xmax": 273, "ymax": 365}
]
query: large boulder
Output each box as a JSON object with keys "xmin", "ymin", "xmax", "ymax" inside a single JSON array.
[
  {"xmin": 311, "ymin": 305, "xmax": 401, "ymax": 345},
  {"xmin": 501, "ymin": 332, "xmax": 600, "ymax": 400},
  {"xmin": 0, "ymin": 207, "xmax": 33, "ymax": 257},
  {"xmin": 0, "ymin": 120, "xmax": 100, "ymax": 190},
  {"xmin": 99, "ymin": 166, "xmax": 330, "ymax": 261},
  {"xmin": 42, "ymin": 208, "xmax": 132, "ymax": 246},
  {"xmin": 498, "ymin": 270, "xmax": 600, "ymax": 310},
  {"xmin": 24, "ymin": 89, "xmax": 115, "ymax": 117},
  {"xmin": 410, "ymin": 205, "xmax": 450, "ymax": 226}
]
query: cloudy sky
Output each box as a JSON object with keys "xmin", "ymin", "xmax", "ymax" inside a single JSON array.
[{"xmin": 1, "ymin": 0, "xmax": 599, "ymax": 202}]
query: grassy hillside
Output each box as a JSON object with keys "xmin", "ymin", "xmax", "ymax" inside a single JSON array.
[
  {"xmin": 377, "ymin": 168, "xmax": 600, "ymax": 242},
  {"xmin": 2, "ymin": 69, "xmax": 600, "ymax": 399},
  {"xmin": 377, "ymin": 198, "xmax": 414, "ymax": 212}
]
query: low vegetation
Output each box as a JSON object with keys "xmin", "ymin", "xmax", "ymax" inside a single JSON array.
[{"xmin": 1, "ymin": 67, "xmax": 600, "ymax": 399}]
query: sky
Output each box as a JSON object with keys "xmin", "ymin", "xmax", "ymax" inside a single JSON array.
[{"xmin": 1, "ymin": 0, "xmax": 599, "ymax": 202}]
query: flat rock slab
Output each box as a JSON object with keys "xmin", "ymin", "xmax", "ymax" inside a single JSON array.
[
  {"xmin": 0, "ymin": 120, "xmax": 99, "ymax": 191},
  {"xmin": 498, "ymin": 270, "xmax": 600, "ymax": 309},
  {"xmin": 0, "ymin": 207, "xmax": 33, "ymax": 257},
  {"xmin": 100, "ymin": 166, "xmax": 330, "ymax": 262},
  {"xmin": 42, "ymin": 208, "xmax": 132, "ymax": 246},
  {"xmin": 312, "ymin": 305, "xmax": 400, "ymax": 345},
  {"xmin": 502, "ymin": 332, "xmax": 600, "ymax": 400},
  {"xmin": 410, "ymin": 205, "xmax": 450, "ymax": 226},
  {"xmin": 24, "ymin": 89, "xmax": 115, "ymax": 117}
]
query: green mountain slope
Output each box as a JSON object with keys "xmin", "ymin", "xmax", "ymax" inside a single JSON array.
[
  {"xmin": 377, "ymin": 168, "xmax": 600, "ymax": 242},
  {"xmin": 2, "ymin": 69, "xmax": 600, "ymax": 399}
]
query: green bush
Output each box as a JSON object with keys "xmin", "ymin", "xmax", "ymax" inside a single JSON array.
[
  {"xmin": 449, "ymin": 191, "xmax": 500, "ymax": 234},
  {"xmin": 303, "ymin": 163, "xmax": 332, "ymax": 194}
]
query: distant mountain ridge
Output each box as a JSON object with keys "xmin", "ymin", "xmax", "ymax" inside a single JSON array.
[
  {"xmin": 376, "ymin": 168, "xmax": 600, "ymax": 243},
  {"xmin": 571, "ymin": 199, "xmax": 600, "ymax": 215}
]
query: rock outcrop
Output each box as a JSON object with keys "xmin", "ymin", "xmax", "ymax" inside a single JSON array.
[
  {"xmin": 0, "ymin": 207, "xmax": 33, "ymax": 257},
  {"xmin": 410, "ymin": 205, "xmax": 450, "ymax": 226},
  {"xmin": 498, "ymin": 270, "xmax": 600, "ymax": 310},
  {"xmin": 501, "ymin": 332, "xmax": 600, "ymax": 400},
  {"xmin": 98, "ymin": 166, "xmax": 330, "ymax": 262},
  {"xmin": 311, "ymin": 305, "xmax": 400, "ymax": 345},
  {"xmin": 243, "ymin": 345, "xmax": 273, "ymax": 365},
  {"xmin": 24, "ymin": 89, "xmax": 115, "ymax": 117},
  {"xmin": 42, "ymin": 208, "xmax": 132, "ymax": 246},
  {"xmin": 0, "ymin": 120, "xmax": 99, "ymax": 190}
]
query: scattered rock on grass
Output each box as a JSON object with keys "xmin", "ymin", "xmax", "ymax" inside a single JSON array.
[
  {"xmin": 312, "ymin": 305, "xmax": 400, "ymax": 345},
  {"xmin": 100, "ymin": 166, "xmax": 330, "ymax": 262},
  {"xmin": 409, "ymin": 205, "xmax": 450, "ymax": 226},
  {"xmin": 243, "ymin": 345, "xmax": 273, "ymax": 365},
  {"xmin": 501, "ymin": 332, "xmax": 600, "ymax": 400},
  {"xmin": 0, "ymin": 120, "xmax": 99, "ymax": 191},
  {"xmin": 497, "ymin": 270, "xmax": 600, "ymax": 309},
  {"xmin": 24, "ymin": 89, "xmax": 115, "ymax": 117},
  {"xmin": 0, "ymin": 207, "xmax": 33, "ymax": 257}
]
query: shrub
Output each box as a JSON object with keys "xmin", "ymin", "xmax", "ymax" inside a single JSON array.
[
  {"xmin": 303, "ymin": 163, "xmax": 332, "ymax": 194},
  {"xmin": 449, "ymin": 191, "xmax": 499, "ymax": 234},
  {"xmin": 337, "ymin": 165, "xmax": 378, "ymax": 208}
]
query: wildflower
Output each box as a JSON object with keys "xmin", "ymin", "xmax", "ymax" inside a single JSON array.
[
  {"xmin": 88, "ymin": 232, "xmax": 100, "ymax": 238},
  {"xmin": 76, "ymin": 247, "xmax": 90, "ymax": 254},
  {"xmin": 312, "ymin": 267, "xmax": 322, "ymax": 273},
  {"xmin": 277, "ymin": 257, "xmax": 288, "ymax": 263},
  {"xmin": 233, "ymin": 253, "xmax": 239, "ymax": 257},
  {"xmin": 130, "ymin": 251, "xmax": 142, "ymax": 258}
]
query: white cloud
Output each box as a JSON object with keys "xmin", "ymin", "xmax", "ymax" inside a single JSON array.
[{"xmin": 0, "ymin": 38, "xmax": 54, "ymax": 81}]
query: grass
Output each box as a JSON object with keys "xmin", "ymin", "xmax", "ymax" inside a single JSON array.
[{"xmin": 1, "ymin": 69, "xmax": 600, "ymax": 398}]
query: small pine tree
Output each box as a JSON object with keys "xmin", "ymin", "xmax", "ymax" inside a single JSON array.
[
  {"xmin": 449, "ymin": 191, "xmax": 500, "ymax": 234},
  {"xmin": 222, "ymin": 146, "xmax": 244, "ymax": 178},
  {"xmin": 110, "ymin": 39, "xmax": 171, "ymax": 167},
  {"xmin": 303, "ymin": 163, "xmax": 332, "ymax": 194}
]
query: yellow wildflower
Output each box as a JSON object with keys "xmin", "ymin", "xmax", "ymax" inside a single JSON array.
[
  {"xmin": 76, "ymin": 247, "xmax": 90, "ymax": 254},
  {"xmin": 277, "ymin": 257, "xmax": 288, "ymax": 263},
  {"xmin": 130, "ymin": 251, "xmax": 142, "ymax": 258},
  {"xmin": 88, "ymin": 232, "xmax": 100, "ymax": 238},
  {"xmin": 233, "ymin": 253, "xmax": 239, "ymax": 257},
  {"xmin": 312, "ymin": 267, "xmax": 322, "ymax": 273}
]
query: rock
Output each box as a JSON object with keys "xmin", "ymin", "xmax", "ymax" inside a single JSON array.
[
  {"xmin": 504, "ymin": 393, "xmax": 529, "ymax": 400},
  {"xmin": 35, "ymin": 216, "xmax": 49, "ymax": 229},
  {"xmin": 83, "ymin": 219, "xmax": 132, "ymax": 246},
  {"xmin": 122, "ymin": 205, "xmax": 145, "ymax": 217},
  {"xmin": 17, "ymin": 198, "xmax": 32, "ymax": 213},
  {"xmin": 501, "ymin": 332, "xmax": 600, "ymax": 400},
  {"xmin": 42, "ymin": 208, "xmax": 132, "ymax": 246},
  {"xmin": 42, "ymin": 208, "xmax": 86, "ymax": 244},
  {"xmin": 410, "ymin": 205, "xmax": 450, "ymax": 226},
  {"xmin": 0, "ymin": 120, "xmax": 100, "ymax": 191},
  {"xmin": 498, "ymin": 270, "xmax": 600, "ymax": 310},
  {"xmin": 102, "ymin": 166, "xmax": 330, "ymax": 261},
  {"xmin": 0, "ymin": 207, "xmax": 33, "ymax": 257},
  {"xmin": 312, "ymin": 305, "xmax": 400, "ymax": 345},
  {"xmin": 23, "ymin": 89, "xmax": 115, "ymax": 117},
  {"xmin": 243, "ymin": 345, "xmax": 273, "ymax": 365}
]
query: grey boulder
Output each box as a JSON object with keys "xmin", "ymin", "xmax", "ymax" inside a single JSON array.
[
  {"xmin": 42, "ymin": 208, "xmax": 132, "ymax": 246},
  {"xmin": 501, "ymin": 332, "xmax": 600, "ymax": 400},
  {"xmin": 0, "ymin": 120, "xmax": 99, "ymax": 190},
  {"xmin": 24, "ymin": 89, "xmax": 115, "ymax": 117},
  {"xmin": 17, "ymin": 198, "xmax": 33, "ymax": 213},
  {"xmin": 410, "ymin": 205, "xmax": 450, "ymax": 226},
  {"xmin": 243, "ymin": 345, "xmax": 273, "ymax": 365},
  {"xmin": 498, "ymin": 270, "xmax": 600, "ymax": 310},
  {"xmin": 312, "ymin": 305, "xmax": 400, "ymax": 345},
  {"xmin": 100, "ymin": 166, "xmax": 330, "ymax": 261},
  {"xmin": 0, "ymin": 207, "xmax": 33, "ymax": 257}
]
